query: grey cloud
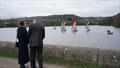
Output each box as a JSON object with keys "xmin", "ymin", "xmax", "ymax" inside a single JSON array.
[{"xmin": 0, "ymin": 0, "xmax": 120, "ymax": 19}]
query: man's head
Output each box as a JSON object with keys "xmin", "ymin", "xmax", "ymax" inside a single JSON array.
[
  {"xmin": 32, "ymin": 18, "xmax": 42, "ymax": 24},
  {"xmin": 33, "ymin": 18, "xmax": 38, "ymax": 24}
]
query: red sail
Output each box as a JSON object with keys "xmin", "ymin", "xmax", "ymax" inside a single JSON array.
[{"xmin": 72, "ymin": 20, "xmax": 77, "ymax": 29}]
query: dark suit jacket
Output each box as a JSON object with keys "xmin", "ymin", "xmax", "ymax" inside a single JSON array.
[{"xmin": 28, "ymin": 23, "xmax": 45, "ymax": 47}]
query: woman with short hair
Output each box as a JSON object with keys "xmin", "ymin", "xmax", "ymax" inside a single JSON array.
[{"xmin": 16, "ymin": 20, "xmax": 29, "ymax": 68}]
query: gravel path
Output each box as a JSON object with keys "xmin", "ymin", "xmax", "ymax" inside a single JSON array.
[{"xmin": 0, "ymin": 58, "xmax": 67, "ymax": 68}]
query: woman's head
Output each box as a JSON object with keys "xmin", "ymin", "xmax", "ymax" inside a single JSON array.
[{"xmin": 19, "ymin": 20, "xmax": 26, "ymax": 27}]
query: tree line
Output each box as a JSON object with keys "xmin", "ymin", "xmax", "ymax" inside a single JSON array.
[{"xmin": 0, "ymin": 13, "xmax": 120, "ymax": 28}]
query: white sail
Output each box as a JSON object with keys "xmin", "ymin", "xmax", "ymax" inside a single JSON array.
[
  {"xmin": 85, "ymin": 22, "xmax": 90, "ymax": 31},
  {"xmin": 61, "ymin": 21, "xmax": 67, "ymax": 32}
]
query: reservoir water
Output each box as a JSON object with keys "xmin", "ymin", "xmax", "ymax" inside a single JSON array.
[{"xmin": 0, "ymin": 26, "xmax": 120, "ymax": 50}]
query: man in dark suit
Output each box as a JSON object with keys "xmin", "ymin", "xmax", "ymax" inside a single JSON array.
[{"xmin": 28, "ymin": 18, "xmax": 45, "ymax": 68}]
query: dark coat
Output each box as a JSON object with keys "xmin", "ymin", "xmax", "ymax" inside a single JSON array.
[
  {"xmin": 28, "ymin": 23, "xmax": 45, "ymax": 47},
  {"xmin": 17, "ymin": 27, "xmax": 29, "ymax": 64}
]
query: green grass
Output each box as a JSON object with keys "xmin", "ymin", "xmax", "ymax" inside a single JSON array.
[
  {"xmin": 0, "ymin": 46, "xmax": 103, "ymax": 68},
  {"xmin": 43, "ymin": 56, "xmax": 103, "ymax": 68},
  {"xmin": 0, "ymin": 52, "xmax": 103, "ymax": 68},
  {"xmin": 0, "ymin": 46, "xmax": 17, "ymax": 58},
  {"xmin": 0, "ymin": 51, "xmax": 17, "ymax": 58}
]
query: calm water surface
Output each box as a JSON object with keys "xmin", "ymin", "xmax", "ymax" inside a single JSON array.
[{"xmin": 0, "ymin": 26, "xmax": 120, "ymax": 50}]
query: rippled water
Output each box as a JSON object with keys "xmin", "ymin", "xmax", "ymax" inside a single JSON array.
[{"xmin": 0, "ymin": 26, "xmax": 120, "ymax": 50}]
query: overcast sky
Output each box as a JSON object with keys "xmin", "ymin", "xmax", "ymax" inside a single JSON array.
[{"xmin": 0, "ymin": 0, "xmax": 120, "ymax": 19}]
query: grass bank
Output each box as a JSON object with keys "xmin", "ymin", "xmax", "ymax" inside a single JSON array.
[
  {"xmin": 0, "ymin": 50, "xmax": 102, "ymax": 68},
  {"xmin": 0, "ymin": 42, "xmax": 119, "ymax": 68}
]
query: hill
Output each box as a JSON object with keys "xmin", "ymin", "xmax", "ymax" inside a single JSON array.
[{"xmin": 0, "ymin": 13, "xmax": 120, "ymax": 27}]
